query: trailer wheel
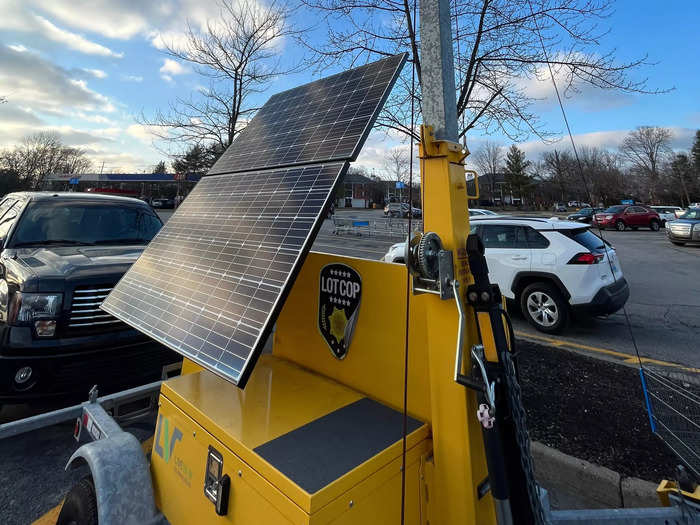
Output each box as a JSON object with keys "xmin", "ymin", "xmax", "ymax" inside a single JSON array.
[{"xmin": 57, "ymin": 476, "xmax": 98, "ymax": 525}]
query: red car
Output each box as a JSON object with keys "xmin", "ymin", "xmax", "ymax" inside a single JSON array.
[{"xmin": 593, "ymin": 205, "xmax": 661, "ymax": 231}]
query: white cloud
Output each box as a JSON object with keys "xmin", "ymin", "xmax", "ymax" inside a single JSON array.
[
  {"xmin": 515, "ymin": 127, "xmax": 696, "ymax": 159},
  {"xmin": 126, "ymin": 124, "xmax": 160, "ymax": 144},
  {"xmin": 8, "ymin": 44, "xmax": 27, "ymax": 53},
  {"xmin": 28, "ymin": 0, "xmax": 151, "ymax": 40},
  {"xmin": 32, "ymin": 15, "xmax": 124, "ymax": 58},
  {"xmin": 0, "ymin": 46, "xmax": 114, "ymax": 116},
  {"xmin": 517, "ymin": 59, "xmax": 633, "ymax": 112},
  {"xmin": 160, "ymin": 59, "xmax": 188, "ymax": 75},
  {"xmin": 83, "ymin": 68, "xmax": 107, "ymax": 79},
  {"xmin": 74, "ymin": 112, "xmax": 114, "ymax": 124},
  {"xmin": 354, "ymin": 131, "xmax": 419, "ymax": 177},
  {"xmin": 120, "ymin": 74, "xmax": 143, "ymax": 83}
]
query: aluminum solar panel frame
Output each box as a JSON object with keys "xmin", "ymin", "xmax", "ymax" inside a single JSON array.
[
  {"xmin": 209, "ymin": 53, "xmax": 407, "ymax": 175},
  {"xmin": 102, "ymin": 162, "xmax": 348, "ymax": 387}
]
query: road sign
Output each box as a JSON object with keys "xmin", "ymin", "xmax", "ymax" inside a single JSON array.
[
  {"xmin": 396, "ymin": 181, "xmax": 405, "ymax": 189},
  {"xmin": 621, "ymin": 199, "xmax": 633, "ymax": 205},
  {"xmin": 69, "ymin": 177, "xmax": 79, "ymax": 185}
]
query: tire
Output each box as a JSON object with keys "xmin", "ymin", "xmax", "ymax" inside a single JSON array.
[
  {"xmin": 672, "ymin": 241, "xmax": 686, "ymax": 246},
  {"xmin": 615, "ymin": 220, "xmax": 626, "ymax": 231},
  {"xmin": 520, "ymin": 282, "xmax": 569, "ymax": 334},
  {"xmin": 649, "ymin": 219, "xmax": 660, "ymax": 231},
  {"xmin": 57, "ymin": 476, "xmax": 98, "ymax": 525}
]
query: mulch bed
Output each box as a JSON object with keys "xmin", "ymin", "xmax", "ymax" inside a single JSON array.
[{"xmin": 516, "ymin": 339, "xmax": 679, "ymax": 482}]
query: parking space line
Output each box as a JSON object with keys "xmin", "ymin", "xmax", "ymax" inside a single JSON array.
[
  {"xmin": 515, "ymin": 330, "xmax": 700, "ymax": 374},
  {"xmin": 32, "ymin": 503, "xmax": 62, "ymax": 525}
]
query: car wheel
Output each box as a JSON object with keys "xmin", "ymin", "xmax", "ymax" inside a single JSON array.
[
  {"xmin": 57, "ymin": 476, "xmax": 98, "ymax": 525},
  {"xmin": 649, "ymin": 220, "xmax": 660, "ymax": 231},
  {"xmin": 521, "ymin": 283, "xmax": 569, "ymax": 334},
  {"xmin": 671, "ymin": 241, "xmax": 685, "ymax": 246},
  {"xmin": 615, "ymin": 220, "xmax": 626, "ymax": 231}
]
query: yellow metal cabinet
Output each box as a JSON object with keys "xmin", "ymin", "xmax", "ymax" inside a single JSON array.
[{"xmin": 151, "ymin": 355, "xmax": 430, "ymax": 524}]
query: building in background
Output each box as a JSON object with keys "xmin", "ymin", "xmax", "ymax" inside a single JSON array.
[
  {"xmin": 44, "ymin": 173, "xmax": 202, "ymax": 200},
  {"xmin": 336, "ymin": 171, "xmax": 374, "ymax": 208}
]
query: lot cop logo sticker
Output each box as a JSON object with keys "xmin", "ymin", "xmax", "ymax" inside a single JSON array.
[{"xmin": 318, "ymin": 263, "xmax": 361, "ymax": 359}]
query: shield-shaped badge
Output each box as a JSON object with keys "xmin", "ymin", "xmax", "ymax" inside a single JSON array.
[{"xmin": 318, "ymin": 263, "xmax": 362, "ymax": 359}]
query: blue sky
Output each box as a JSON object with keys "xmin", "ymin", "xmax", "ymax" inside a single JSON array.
[{"xmin": 0, "ymin": 0, "xmax": 697, "ymax": 174}]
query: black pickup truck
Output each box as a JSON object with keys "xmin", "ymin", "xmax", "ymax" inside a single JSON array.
[{"xmin": 0, "ymin": 192, "xmax": 180, "ymax": 407}]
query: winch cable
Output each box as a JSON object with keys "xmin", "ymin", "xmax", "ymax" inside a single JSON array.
[
  {"xmin": 525, "ymin": 0, "xmax": 644, "ymax": 369},
  {"xmin": 400, "ymin": 15, "xmax": 418, "ymax": 523}
]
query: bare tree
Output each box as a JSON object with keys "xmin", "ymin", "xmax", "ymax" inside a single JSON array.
[
  {"xmin": 0, "ymin": 132, "xmax": 91, "ymax": 189},
  {"xmin": 140, "ymin": 0, "xmax": 301, "ymax": 152},
  {"xmin": 620, "ymin": 126, "xmax": 672, "ymax": 203},
  {"xmin": 383, "ymin": 147, "xmax": 411, "ymax": 199},
  {"xmin": 383, "ymin": 147, "xmax": 410, "ymax": 183},
  {"xmin": 301, "ymin": 0, "xmax": 664, "ymax": 142},
  {"xmin": 471, "ymin": 141, "xmax": 503, "ymax": 202}
]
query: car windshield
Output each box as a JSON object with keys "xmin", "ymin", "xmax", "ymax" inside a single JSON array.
[
  {"xmin": 578, "ymin": 208, "xmax": 593, "ymax": 215},
  {"xmin": 10, "ymin": 200, "xmax": 162, "ymax": 247},
  {"xmin": 680, "ymin": 208, "xmax": 700, "ymax": 220},
  {"xmin": 604, "ymin": 205, "xmax": 626, "ymax": 213}
]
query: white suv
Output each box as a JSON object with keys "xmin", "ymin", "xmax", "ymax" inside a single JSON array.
[{"xmin": 381, "ymin": 217, "xmax": 629, "ymax": 333}]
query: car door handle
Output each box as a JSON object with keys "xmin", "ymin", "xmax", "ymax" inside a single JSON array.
[{"xmin": 511, "ymin": 256, "xmax": 528, "ymax": 260}]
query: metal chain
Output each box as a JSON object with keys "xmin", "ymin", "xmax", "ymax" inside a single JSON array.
[{"xmin": 500, "ymin": 348, "xmax": 549, "ymax": 525}]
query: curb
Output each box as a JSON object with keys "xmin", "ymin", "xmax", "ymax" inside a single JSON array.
[{"xmin": 531, "ymin": 441, "xmax": 659, "ymax": 510}]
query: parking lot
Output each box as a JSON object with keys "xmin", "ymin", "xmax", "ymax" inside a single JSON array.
[
  {"xmin": 0, "ymin": 206, "xmax": 695, "ymax": 524},
  {"xmin": 160, "ymin": 206, "xmax": 700, "ymax": 368},
  {"xmin": 302, "ymin": 208, "xmax": 700, "ymax": 369}
]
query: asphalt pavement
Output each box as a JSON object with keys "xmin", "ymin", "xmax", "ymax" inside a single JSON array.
[{"xmin": 308, "ymin": 209, "xmax": 700, "ymax": 368}]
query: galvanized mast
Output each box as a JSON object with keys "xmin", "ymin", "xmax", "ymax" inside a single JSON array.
[{"xmin": 419, "ymin": 0, "xmax": 459, "ymax": 142}]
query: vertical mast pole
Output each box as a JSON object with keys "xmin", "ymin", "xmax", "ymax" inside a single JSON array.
[
  {"xmin": 420, "ymin": 0, "xmax": 459, "ymax": 142},
  {"xmin": 418, "ymin": 0, "xmax": 497, "ymax": 523}
]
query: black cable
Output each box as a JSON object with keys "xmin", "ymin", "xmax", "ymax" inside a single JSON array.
[
  {"xmin": 400, "ymin": 5, "xmax": 418, "ymax": 522},
  {"xmin": 525, "ymin": 0, "xmax": 644, "ymax": 367}
]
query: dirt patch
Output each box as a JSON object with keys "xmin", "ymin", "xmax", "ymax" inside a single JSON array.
[{"xmin": 517, "ymin": 339, "xmax": 679, "ymax": 482}]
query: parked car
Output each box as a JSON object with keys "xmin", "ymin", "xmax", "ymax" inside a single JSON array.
[
  {"xmin": 566, "ymin": 207, "xmax": 604, "ymax": 223},
  {"xmin": 401, "ymin": 203, "xmax": 422, "ymax": 218},
  {"xmin": 665, "ymin": 207, "xmax": 700, "ymax": 246},
  {"xmin": 650, "ymin": 206, "xmax": 683, "ymax": 226},
  {"xmin": 384, "ymin": 202, "xmax": 402, "ymax": 217},
  {"xmin": 553, "ymin": 203, "xmax": 567, "ymax": 212},
  {"xmin": 593, "ymin": 205, "xmax": 661, "ymax": 231},
  {"xmin": 0, "ymin": 192, "xmax": 180, "ymax": 406},
  {"xmin": 382, "ymin": 216, "xmax": 629, "ymax": 333},
  {"xmin": 469, "ymin": 208, "xmax": 499, "ymax": 217},
  {"xmin": 151, "ymin": 198, "xmax": 175, "ymax": 209}
]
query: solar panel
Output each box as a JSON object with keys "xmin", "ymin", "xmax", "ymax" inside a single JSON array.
[
  {"xmin": 209, "ymin": 53, "xmax": 407, "ymax": 175},
  {"xmin": 102, "ymin": 162, "xmax": 348, "ymax": 387}
]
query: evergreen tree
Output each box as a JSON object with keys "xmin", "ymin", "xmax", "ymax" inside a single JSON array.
[
  {"xmin": 152, "ymin": 161, "xmax": 167, "ymax": 174},
  {"xmin": 504, "ymin": 144, "xmax": 532, "ymax": 205},
  {"xmin": 691, "ymin": 130, "xmax": 700, "ymax": 174},
  {"xmin": 171, "ymin": 144, "xmax": 222, "ymax": 175},
  {"xmin": 670, "ymin": 153, "xmax": 693, "ymax": 207}
]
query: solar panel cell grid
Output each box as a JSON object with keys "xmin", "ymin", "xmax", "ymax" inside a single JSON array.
[
  {"xmin": 102, "ymin": 162, "xmax": 348, "ymax": 385},
  {"xmin": 103, "ymin": 53, "xmax": 406, "ymax": 388},
  {"xmin": 209, "ymin": 53, "xmax": 406, "ymax": 175}
]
